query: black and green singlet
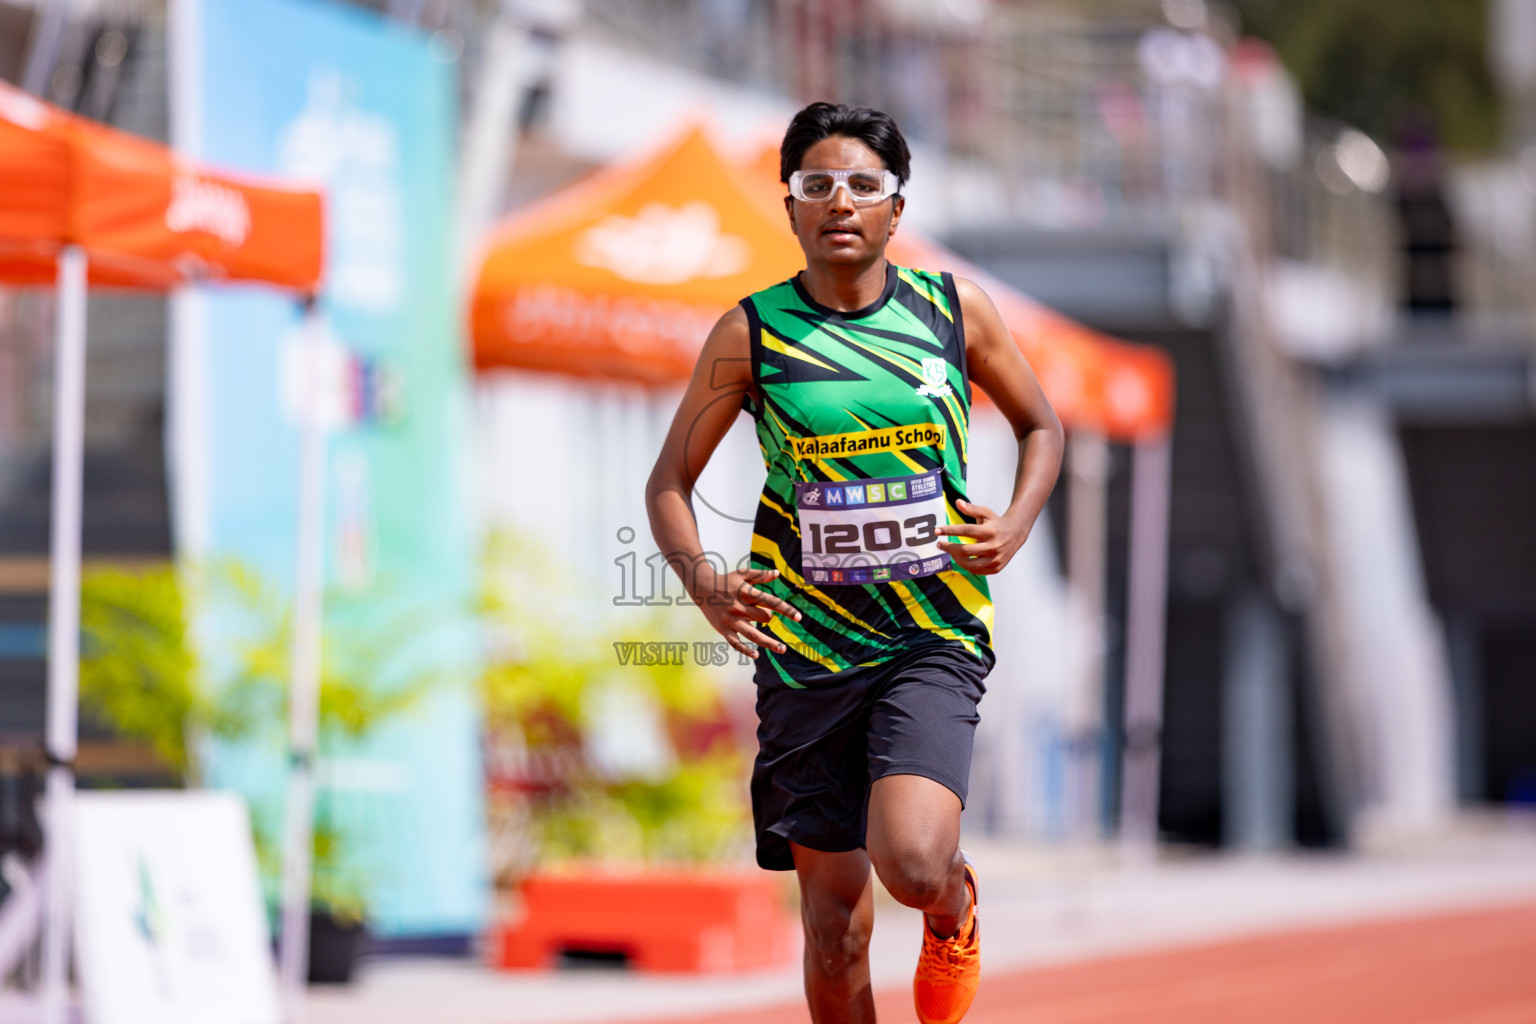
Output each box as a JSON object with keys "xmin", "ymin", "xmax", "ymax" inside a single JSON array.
[{"xmin": 741, "ymin": 262, "xmax": 995, "ymax": 685}]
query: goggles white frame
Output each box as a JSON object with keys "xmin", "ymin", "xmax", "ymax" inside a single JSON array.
[{"xmin": 787, "ymin": 168, "xmax": 900, "ymax": 204}]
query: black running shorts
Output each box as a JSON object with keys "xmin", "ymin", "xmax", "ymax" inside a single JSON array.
[{"xmin": 750, "ymin": 643, "xmax": 989, "ymax": 871}]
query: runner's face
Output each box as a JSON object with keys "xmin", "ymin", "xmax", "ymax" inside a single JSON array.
[{"xmin": 785, "ymin": 136, "xmax": 903, "ymax": 266}]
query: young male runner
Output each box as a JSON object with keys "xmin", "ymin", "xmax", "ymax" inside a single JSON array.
[{"xmin": 646, "ymin": 102, "xmax": 1063, "ymax": 1024}]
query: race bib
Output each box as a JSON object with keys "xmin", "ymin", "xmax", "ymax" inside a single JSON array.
[{"xmin": 794, "ymin": 470, "xmax": 952, "ymax": 585}]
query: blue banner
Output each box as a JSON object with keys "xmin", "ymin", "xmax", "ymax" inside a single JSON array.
[{"xmin": 180, "ymin": 0, "xmax": 485, "ymax": 937}]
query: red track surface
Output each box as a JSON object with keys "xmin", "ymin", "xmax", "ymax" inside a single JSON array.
[{"xmin": 646, "ymin": 902, "xmax": 1536, "ymax": 1024}]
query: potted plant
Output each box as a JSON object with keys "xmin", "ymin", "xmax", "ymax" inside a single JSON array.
[
  {"xmin": 79, "ymin": 562, "xmax": 432, "ymax": 983},
  {"xmin": 303, "ymin": 816, "xmax": 370, "ymax": 984},
  {"xmin": 479, "ymin": 534, "xmax": 794, "ymax": 972}
]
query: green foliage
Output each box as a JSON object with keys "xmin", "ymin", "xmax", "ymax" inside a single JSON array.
[
  {"xmin": 1235, "ymin": 0, "xmax": 1502, "ymax": 151},
  {"xmin": 525, "ymin": 752, "xmax": 750, "ymax": 865},
  {"xmin": 480, "ymin": 532, "xmax": 752, "ymax": 870},
  {"xmin": 79, "ymin": 566, "xmax": 199, "ymax": 777},
  {"xmin": 478, "ymin": 534, "xmax": 721, "ymax": 734},
  {"xmin": 309, "ymin": 814, "xmax": 369, "ymax": 924},
  {"xmin": 249, "ymin": 811, "xmax": 368, "ymax": 926},
  {"xmin": 80, "ymin": 562, "xmax": 436, "ymax": 781},
  {"xmin": 78, "ymin": 560, "xmax": 437, "ymax": 917},
  {"xmin": 203, "ymin": 561, "xmax": 440, "ymax": 745}
]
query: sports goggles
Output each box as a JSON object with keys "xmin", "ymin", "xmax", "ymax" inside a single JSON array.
[{"xmin": 788, "ymin": 168, "xmax": 900, "ymax": 204}]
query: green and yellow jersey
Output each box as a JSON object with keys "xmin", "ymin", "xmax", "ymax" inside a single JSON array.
[{"xmin": 741, "ymin": 262, "xmax": 995, "ymax": 685}]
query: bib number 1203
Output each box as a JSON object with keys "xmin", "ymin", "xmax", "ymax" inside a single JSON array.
[
  {"xmin": 793, "ymin": 469, "xmax": 952, "ymax": 583},
  {"xmin": 806, "ymin": 514, "xmax": 938, "ymax": 555}
]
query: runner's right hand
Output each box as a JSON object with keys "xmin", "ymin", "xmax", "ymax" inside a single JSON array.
[{"xmin": 698, "ymin": 568, "xmax": 802, "ymax": 659}]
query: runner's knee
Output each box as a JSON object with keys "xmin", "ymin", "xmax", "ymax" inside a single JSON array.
[
  {"xmin": 801, "ymin": 899, "xmax": 872, "ymax": 976},
  {"xmin": 871, "ymin": 844, "xmax": 958, "ymax": 910}
]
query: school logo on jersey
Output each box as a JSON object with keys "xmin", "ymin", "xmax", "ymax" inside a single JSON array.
[{"xmin": 915, "ymin": 358, "xmax": 953, "ymax": 399}]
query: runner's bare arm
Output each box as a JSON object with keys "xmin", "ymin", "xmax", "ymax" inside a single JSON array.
[
  {"xmin": 645, "ymin": 307, "xmax": 802, "ymax": 657},
  {"xmin": 937, "ymin": 277, "xmax": 1065, "ymax": 575}
]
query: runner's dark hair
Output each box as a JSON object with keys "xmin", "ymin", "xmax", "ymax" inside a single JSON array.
[{"xmin": 779, "ymin": 102, "xmax": 911, "ymax": 189}]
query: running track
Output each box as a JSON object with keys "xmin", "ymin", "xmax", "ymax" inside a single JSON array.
[{"xmin": 642, "ymin": 902, "xmax": 1536, "ymax": 1024}]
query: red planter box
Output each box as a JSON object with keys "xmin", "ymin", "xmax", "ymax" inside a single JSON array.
[{"xmin": 491, "ymin": 867, "xmax": 796, "ymax": 973}]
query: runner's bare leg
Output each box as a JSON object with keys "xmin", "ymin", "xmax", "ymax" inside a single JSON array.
[
  {"xmin": 792, "ymin": 844, "xmax": 876, "ymax": 1024},
  {"xmin": 867, "ymin": 774, "xmax": 970, "ymax": 938}
]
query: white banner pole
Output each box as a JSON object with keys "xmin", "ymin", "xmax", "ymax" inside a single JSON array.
[
  {"xmin": 167, "ymin": 0, "xmax": 212, "ymax": 563},
  {"xmin": 277, "ymin": 304, "xmax": 327, "ymax": 1023},
  {"xmin": 1119, "ymin": 436, "xmax": 1173, "ymax": 860},
  {"xmin": 1066, "ymin": 430, "xmax": 1109, "ymax": 843},
  {"xmin": 42, "ymin": 244, "xmax": 87, "ymax": 1024}
]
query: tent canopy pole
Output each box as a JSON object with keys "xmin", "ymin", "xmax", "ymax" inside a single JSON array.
[
  {"xmin": 1119, "ymin": 436, "xmax": 1173, "ymax": 859},
  {"xmin": 42, "ymin": 244, "xmax": 87, "ymax": 1024},
  {"xmin": 278, "ymin": 303, "xmax": 328, "ymax": 1022},
  {"xmin": 1066, "ymin": 430, "xmax": 1109, "ymax": 842}
]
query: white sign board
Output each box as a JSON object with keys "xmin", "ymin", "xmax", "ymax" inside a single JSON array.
[{"xmin": 74, "ymin": 791, "xmax": 282, "ymax": 1024}]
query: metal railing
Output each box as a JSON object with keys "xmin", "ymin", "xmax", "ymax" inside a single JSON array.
[
  {"xmin": 1447, "ymin": 156, "xmax": 1536, "ymax": 340},
  {"xmin": 584, "ymin": 0, "xmax": 1399, "ymax": 276}
]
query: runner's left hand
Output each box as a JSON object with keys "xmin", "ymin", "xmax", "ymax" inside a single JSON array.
[{"xmin": 936, "ymin": 500, "xmax": 1029, "ymax": 576}]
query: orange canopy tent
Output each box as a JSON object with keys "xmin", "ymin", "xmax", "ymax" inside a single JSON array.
[
  {"xmin": 471, "ymin": 127, "xmax": 807, "ymax": 387},
  {"xmin": 0, "ymin": 78, "xmax": 326, "ymax": 1010},
  {"xmin": 0, "ymin": 81, "xmax": 323, "ymax": 290},
  {"xmin": 881, "ymin": 230, "xmax": 1173, "ymax": 443},
  {"xmin": 470, "ymin": 126, "xmax": 1173, "ymax": 443}
]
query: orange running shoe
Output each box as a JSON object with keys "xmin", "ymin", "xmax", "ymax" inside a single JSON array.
[{"xmin": 913, "ymin": 853, "xmax": 980, "ymax": 1024}]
